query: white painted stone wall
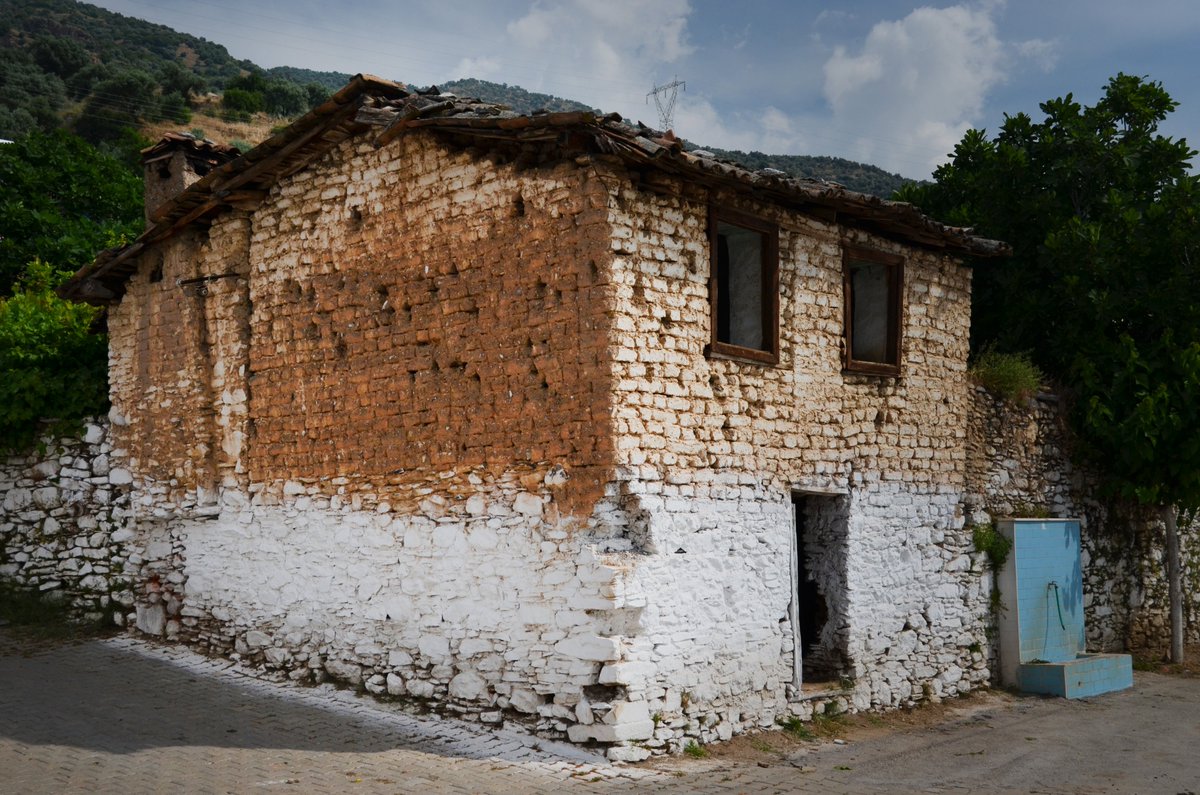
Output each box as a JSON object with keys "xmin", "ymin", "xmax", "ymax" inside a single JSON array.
[
  {"xmin": 0, "ymin": 418, "xmax": 135, "ymax": 621},
  {"xmin": 116, "ymin": 468, "xmax": 672, "ymax": 746},
  {"xmin": 598, "ymin": 482, "xmax": 990, "ymax": 752}
]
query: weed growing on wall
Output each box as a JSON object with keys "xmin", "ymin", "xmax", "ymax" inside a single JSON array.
[
  {"xmin": 970, "ymin": 346, "xmax": 1043, "ymax": 402},
  {"xmin": 971, "ymin": 522, "xmax": 1013, "ymax": 571},
  {"xmin": 0, "ymin": 580, "xmax": 113, "ymax": 640},
  {"xmin": 972, "ymin": 522, "xmax": 1014, "ymax": 618}
]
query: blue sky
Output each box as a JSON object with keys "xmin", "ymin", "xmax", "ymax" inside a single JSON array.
[{"xmin": 93, "ymin": 0, "xmax": 1200, "ymax": 179}]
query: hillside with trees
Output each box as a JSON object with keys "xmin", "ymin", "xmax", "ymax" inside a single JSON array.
[
  {"xmin": 1, "ymin": 0, "xmax": 911, "ymax": 196},
  {"xmin": 439, "ymin": 78, "xmax": 598, "ymax": 115},
  {"xmin": 701, "ymin": 147, "xmax": 912, "ymax": 197},
  {"xmin": 0, "ymin": 0, "xmax": 333, "ymax": 158}
]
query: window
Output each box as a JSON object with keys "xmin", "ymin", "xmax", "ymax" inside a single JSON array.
[
  {"xmin": 707, "ymin": 208, "xmax": 779, "ymax": 365},
  {"xmin": 843, "ymin": 246, "xmax": 903, "ymax": 375}
]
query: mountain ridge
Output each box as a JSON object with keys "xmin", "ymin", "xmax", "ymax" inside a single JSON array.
[{"xmin": 0, "ymin": 0, "xmax": 912, "ymax": 196}]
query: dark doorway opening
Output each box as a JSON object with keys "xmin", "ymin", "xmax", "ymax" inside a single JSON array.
[{"xmin": 792, "ymin": 492, "xmax": 851, "ymax": 686}]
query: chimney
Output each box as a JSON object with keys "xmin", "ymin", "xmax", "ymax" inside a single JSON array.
[{"xmin": 141, "ymin": 133, "xmax": 240, "ymax": 224}]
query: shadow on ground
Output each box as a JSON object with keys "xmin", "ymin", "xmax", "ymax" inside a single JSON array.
[{"xmin": 0, "ymin": 631, "xmax": 563, "ymax": 763}]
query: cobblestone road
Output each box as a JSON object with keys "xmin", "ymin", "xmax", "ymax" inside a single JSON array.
[{"xmin": 2, "ymin": 631, "xmax": 1198, "ymax": 794}]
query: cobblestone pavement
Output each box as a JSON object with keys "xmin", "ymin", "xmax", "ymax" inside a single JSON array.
[{"xmin": 2, "ymin": 630, "xmax": 1199, "ymax": 794}]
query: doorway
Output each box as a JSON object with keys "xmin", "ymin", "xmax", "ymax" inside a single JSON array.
[{"xmin": 791, "ymin": 492, "xmax": 850, "ymax": 687}]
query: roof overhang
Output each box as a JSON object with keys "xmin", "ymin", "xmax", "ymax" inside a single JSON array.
[{"xmin": 60, "ymin": 73, "xmax": 1007, "ymax": 305}]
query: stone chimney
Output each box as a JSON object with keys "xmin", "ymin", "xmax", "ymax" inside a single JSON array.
[{"xmin": 141, "ymin": 133, "xmax": 240, "ymax": 224}]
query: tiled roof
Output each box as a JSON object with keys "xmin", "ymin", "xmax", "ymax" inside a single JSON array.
[{"xmin": 61, "ymin": 74, "xmax": 1006, "ymax": 303}]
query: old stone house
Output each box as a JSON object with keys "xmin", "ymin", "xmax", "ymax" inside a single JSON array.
[{"xmin": 60, "ymin": 74, "xmax": 1012, "ymax": 755}]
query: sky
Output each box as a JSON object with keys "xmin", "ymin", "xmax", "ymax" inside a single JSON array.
[{"xmin": 91, "ymin": 0, "xmax": 1200, "ymax": 179}]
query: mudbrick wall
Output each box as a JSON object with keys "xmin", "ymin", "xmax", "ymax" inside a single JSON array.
[
  {"xmin": 100, "ymin": 131, "xmax": 669, "ymax": 759},
  {"xmin": 965, "ymin": 389, "xmax": 1199, "ymax": 651}
]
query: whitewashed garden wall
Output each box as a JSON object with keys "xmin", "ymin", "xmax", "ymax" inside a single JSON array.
[{"xmin": 0, "ymin": 419, "xmax": 135, "ymax": 622}]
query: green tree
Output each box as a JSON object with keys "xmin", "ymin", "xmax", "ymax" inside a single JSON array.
[
  {"xmin": 0, "ymin": 260, "xmax": 109, "ymax": 451},
  {"xmin": 75, "ymin": 68, "xmax": 158, "ymax": 144},
  {"xmin": 157, "ymin": 61, "xmax": 206, "ymax": 99},
  {"xmin": 221, "ymin": 87, "xmax": 263, "ymax": 114},
  {"xmin": 30, "ymin": 35, "xmax": 91, "ymax": 79},
  {"xmin": 263, "ymin": 79, "xmax": 307, "ymax": 117},
  {"xmin": 0, "ymin": 130, "xmax": 143, "ymax": 295},
  {"xmin": 901, "ymin": 74, "xmax": 1200, "ymax": 662},
  {"xmin": 156, "ymin": 91, "xmax": 192, "ymax": 124},
  {"xmin": 66, "ymin": 62, "xmax": 110, "ymax": 101},
  {"xmin": 304, "ymin": 81, "xmax": 331, "ymax": 109},
  {"xmin": 0, "ymin": 48, "xmax": 67, "ymax": 135}
]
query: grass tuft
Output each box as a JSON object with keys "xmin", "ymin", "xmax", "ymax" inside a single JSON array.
[{"xmin": 970, "ymin": 346, "xmax": 1043, "ymax": 402}]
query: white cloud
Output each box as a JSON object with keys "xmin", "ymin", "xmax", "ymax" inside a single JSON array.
[
  {"xmin": 500, "ymin": 0, "xmax": 694, "ymax": 115},
  {"xmin": 820, "ymin": 3, "xmax": 1009, "ymax": 176},
  {"xmin": 449, "ymin": 57, "xmax": 502, "ymax": 81},
  {"xmin": 667, "ymin": 2, "xmax": 1051, "ymax": 178},
  {"xmin": 672, "ymin": 96, "xmax": 782, "ymax": 152},
  {"xmin": 1015, "ymin": 38, "xmax": 1059, "ymax": 72},
  {"xmin": 814, "ymin": 9, "xmax": 856, "ymax": 27}
]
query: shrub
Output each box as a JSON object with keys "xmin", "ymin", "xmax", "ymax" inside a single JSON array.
[
  {"xmin": 0, "ymin": 261, "xmax": 109, "ymax": 451},
  {"xmin": 970, "ymin": 346, "xmax": 1043, "ymax": 401},
  {"xmin": 221, "ymin": 87, "xmax": 263, "ymax": 114},
  {"xmin": 971, "ymin": 522, "xmax": 1013, "ymax": 571}
]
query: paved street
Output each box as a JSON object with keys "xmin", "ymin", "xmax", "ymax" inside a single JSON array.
[{"xmin": 2, "ymin": 630, "xmax": 1199, "ymax": 794}]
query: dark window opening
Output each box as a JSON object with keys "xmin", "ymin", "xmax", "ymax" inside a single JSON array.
[
  {"xmin": 843, "ymin": 247, "xmax": 903, "ymax": 375},
  {"xmin": 708, "ymin": 208, "xmax": 779, "ymax": 365},
  {"xmin": 148, "ymin": 254, "xmax": 164, "ymax": 284}
]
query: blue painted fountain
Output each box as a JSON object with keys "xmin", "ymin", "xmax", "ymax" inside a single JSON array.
[{"xmin": 995, "ymin": 518, "xmax": 1133, "ymax": 698}]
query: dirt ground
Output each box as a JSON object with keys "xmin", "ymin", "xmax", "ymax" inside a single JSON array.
[
  {"xmin": 656, "ymin": 645, "xmax": 1200, "ymax": 773},
  {"xmin": 656, "ymin": 687, "xmax": 1011, "ymax": 769},
  {"xmin": 1132, "ymin": 643, "xmax": 1200, "ymax": 678}
]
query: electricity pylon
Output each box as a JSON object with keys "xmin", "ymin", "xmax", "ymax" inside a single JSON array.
[{"xmin": 647, "ymin": 78, "xmax": 686, "ymax": 131}]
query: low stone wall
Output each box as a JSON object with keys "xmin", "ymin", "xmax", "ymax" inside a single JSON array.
[
  {"xmin": 966, "ymin": 388, "xmax": 1199, "ymax": 652},
  {"xmin": 0, "ymin": 419, "xmax": 135, "ymax": 622}
]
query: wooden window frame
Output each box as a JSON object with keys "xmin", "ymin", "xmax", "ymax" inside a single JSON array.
[
  {"xmin": 842, "ymin": 246, "xmax": 904, "ymax": 376},
  {"xmin": 705, "ymin": 206, "xmax": 780, "ymax": 366}
]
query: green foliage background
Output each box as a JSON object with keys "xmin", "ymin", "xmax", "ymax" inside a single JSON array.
[
  {"xmin": 901, "ymin": 74, "xmax": 1200, "ymax": 514},
  {"xmin": 0, "ymin": 130, "xmax": 143, "ymax": 294},
  {"xmin": 0, "ymin": 261, "xmax": 110, "ymax": 450},
  {"xmin": 0, "ymin": 131, "xmax": 142, "ymax": 450}
]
